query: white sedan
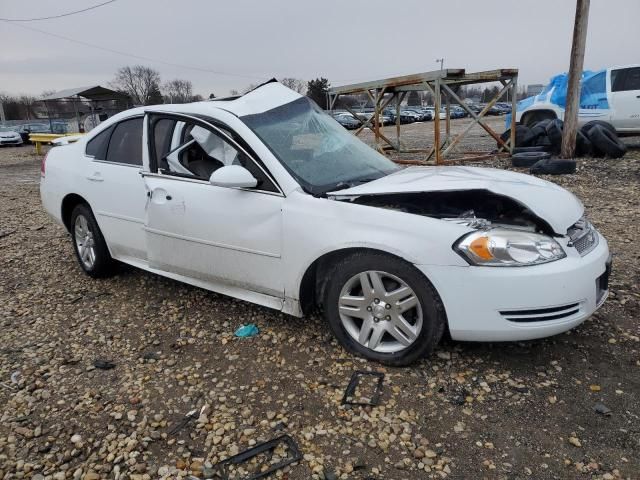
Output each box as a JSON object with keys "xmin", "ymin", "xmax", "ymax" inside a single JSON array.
[
  {"xmin": 0, "ymin": 127, "xmax": 24, "ymax": 146},
  {"xmin": 40, "ymin": 82, "xmax": 611, "ymax": 365}
]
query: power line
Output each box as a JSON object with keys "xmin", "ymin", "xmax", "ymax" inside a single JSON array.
[
  {"xmin": 2, "ymin": 14, "xmax": 367, "ymax": 85},
  {"xmin": 0, "ymin": 0, "xmax": 118, "ymax": 22},
  {"xmin": 4, "ymin": 22, "xmax": 266, "ymax": 81}
]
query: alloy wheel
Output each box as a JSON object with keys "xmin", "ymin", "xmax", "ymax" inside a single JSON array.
[
  {"xmin": 338, "ymin": 270, "xmax": 423, "ymax": 354},
  {"xmin": 74, "ymin": 214, "xmax": 96, "ymax": 269}
]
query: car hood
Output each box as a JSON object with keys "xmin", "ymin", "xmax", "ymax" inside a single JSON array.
[{"xmin": 329, "ymin": 166, "xmax": 583, "ymax": 234}]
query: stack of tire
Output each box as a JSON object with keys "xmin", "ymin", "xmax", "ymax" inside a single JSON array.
[{"xmin": 500, "ymin": 119, "xmax": 627, "ymax": 175}]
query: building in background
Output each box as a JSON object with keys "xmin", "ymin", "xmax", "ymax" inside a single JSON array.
[{"xmin": 526, "ymin": 84, "xmax": 545, "ymax": 97}]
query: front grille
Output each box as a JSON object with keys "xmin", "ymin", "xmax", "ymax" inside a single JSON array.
[
  {"xmin": 500, "ymin": 302, "xmax": 581, "ymax": 323},
  {"xmin": 567, "ymin": 217, "xmax": 598, "ymax": 256}
]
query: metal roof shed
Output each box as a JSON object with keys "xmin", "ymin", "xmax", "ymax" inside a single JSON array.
[
  {"xmin": 328, "ymin": 68, "xmax": 518, "ymax": 165},
  {"xmin": 40, "ymin": 86, "xmax": 131, "ymax": 132}
]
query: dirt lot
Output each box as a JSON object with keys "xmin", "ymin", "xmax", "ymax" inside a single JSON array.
[{"xmin": 0, "ymin": 121, "xmax": 639, "ymax": 480}]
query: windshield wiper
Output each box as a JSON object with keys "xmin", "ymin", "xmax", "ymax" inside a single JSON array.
[{"xmin": 314, "ymin": 177, "xmax": 381, "ymax": 197}]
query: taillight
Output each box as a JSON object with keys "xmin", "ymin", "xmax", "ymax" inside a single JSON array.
[{"xmin": 41, "ymin": 151, "xmax": 49, "ymax": 176}]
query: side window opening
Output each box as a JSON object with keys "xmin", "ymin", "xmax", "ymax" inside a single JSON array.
[
  {"xmin": 612, "ymin": 67, "xmax": 640, "ymax": 92},
  {"xmin": 153, "ymin": 118, "xmax": 177, "ymax": 171},
  {"xmin": 151, "ymin": 117, "xmax": 278, "ymax": 192},
  {"xmin": 623, "ymin": 67, "xmax": 640, "ymax": 91},
  {"xmin": 105, "ymin": 117, "xmax": 143, "ymax": 166},
  {"xmin": 85, "ymin": 126, "xmax": 114, "ymax": 160}
]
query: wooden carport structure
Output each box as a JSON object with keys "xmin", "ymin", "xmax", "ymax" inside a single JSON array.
[{"xmin": 327, "ymin": 68, "xmax": 518, "ymax": 165}]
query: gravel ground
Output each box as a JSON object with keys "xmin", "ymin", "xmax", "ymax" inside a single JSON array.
[{"xmin": 0, "ymin": 126, "xmax": 638, "ymax": 480}]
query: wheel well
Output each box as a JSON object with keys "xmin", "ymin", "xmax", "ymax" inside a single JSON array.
[
  {"xmin": 521, "ymin": 110, "xmax": 557, "ymax": 127},
  {"xmin": 298, "ymin": 247, "xmax": 412, "ymax": 315},
  {"xmin": 61, "ymin": 194, "xmax": 88, "ymax": 232}
]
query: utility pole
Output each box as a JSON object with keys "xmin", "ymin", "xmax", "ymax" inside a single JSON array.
[
  {"xmin": 435, "ymin": 58, "xmax": 444, "ymax": 71},
  {"xmin": 561, "ymin": 0, "xmax": 590, "ymax": 158},
  {"xmin": 0, "ymin": 101, "xmax": 5, "ymax": 123}
]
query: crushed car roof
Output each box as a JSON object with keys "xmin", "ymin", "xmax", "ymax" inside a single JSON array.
[{"xmin": 143, "ymin": 81, "xmax": 303, "ymax": 118}]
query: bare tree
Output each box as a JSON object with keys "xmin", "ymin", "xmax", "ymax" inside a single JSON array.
[
  {"xmin": 280, "ymin": 77, "xmax": 307, "ymax": 94},
  {"xmin": 0, "ymin": 92, "xmax": 39, "ymax": 120},
  {"xmin": 241, "ymin": 83, "xmax": 259, "ymax": 94},
  {"xmin": 162, "ymin": 79, "xmax": 193, "ymax": 104},
  {"xmin": 111, "ymin": 65, "xmax": 162, "ymax": 105}
]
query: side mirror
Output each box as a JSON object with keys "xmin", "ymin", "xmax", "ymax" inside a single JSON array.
[{"xmin": 209, "ymin": 165, "xmax": 257, "ymax": 189}]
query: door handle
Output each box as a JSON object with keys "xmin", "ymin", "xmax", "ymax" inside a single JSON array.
[
  {"xmin": 165, "ymin": 195, "xmax": 172, "ymax": 201},
  {"xmin": 86, "ymin": 172, "xmax": 103, "ymax": 182}
]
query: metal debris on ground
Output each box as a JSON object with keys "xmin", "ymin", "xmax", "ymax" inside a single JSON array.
[
  {"xmin": 341, "ymin": 371, "xmax": 385, "ymax": 406},
  {"xmin": 168, "ymin": 405, "xmax": 208, "ymax": 436},
  {"xmin": 93, "ymin": 359, "xmax": 116, "ymax": 370},
  {"xmin": 210, "ymin": 434, "xmax": 302, "ymax": 480}
]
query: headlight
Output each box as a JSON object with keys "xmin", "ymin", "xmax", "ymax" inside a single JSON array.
[{"xmin": 454, "ymin": 228, "xmax": 566, "ymax": 266}]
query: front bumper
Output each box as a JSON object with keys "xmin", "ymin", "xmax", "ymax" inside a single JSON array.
[
  {"xmin": 418, "ymin": 232, "xmax": 610, "ymax": 342},
  {"xmin": 0, "ymin": 137, "xmax": 23, "ymax": 145}
]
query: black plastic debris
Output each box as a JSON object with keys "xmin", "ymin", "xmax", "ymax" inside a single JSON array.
[
  {"xmin": 341, "ymin": 371, "xmax": 385, "ymax": 406},
  {"xmin": 211, "ymin": 434, "xmax": 302, "ymax": 480},
  {"xmin": 142, "ymin": 351, "xmax": 161, "ymax": 361},
  {"xmin": 593, "ymin": 403, "xmax": 612, "ymax": 416},
  {"xmin": 168, "ymin": 406, "xmax": 204, "ymax": 436},
  {"xmin": 93, "ymin": 359, "xmax": 116, "ymax": 370}
]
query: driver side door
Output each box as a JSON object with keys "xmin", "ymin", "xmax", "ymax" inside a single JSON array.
[{"xmin": 142, "ymin": 113, "xmax": 285, "ymax": 304}]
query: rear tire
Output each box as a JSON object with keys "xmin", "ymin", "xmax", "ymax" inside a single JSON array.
[
  {"xmin": 70, "ymin": 204, "xmax": 115, "ymax": 278},
  {"xmin": 323, "ymin": 252, "xmax": 446, "ymax": 366}
]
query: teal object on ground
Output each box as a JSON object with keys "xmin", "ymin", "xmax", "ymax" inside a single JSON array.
[{"xmin": 234, "ymin": 324, "xmax": 259, "ymax": 337}]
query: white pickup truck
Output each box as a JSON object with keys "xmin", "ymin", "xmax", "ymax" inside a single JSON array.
[{"xmin": 515, "ymin": 64, "xmax": 640, "ymax": 135}]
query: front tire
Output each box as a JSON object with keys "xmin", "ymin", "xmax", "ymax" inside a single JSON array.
[
  {"xmin": 70, "ymin": 204, "xmax": 115, "ymax": 278},
  {"xmin": 324, "ymin": 252, "xmax": 446, "ymax": 366}
]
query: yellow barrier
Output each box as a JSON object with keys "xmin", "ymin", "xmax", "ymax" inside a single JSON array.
[{"xmin": 29, "ymin": 133, "xmax": 84, "ymax": 154}]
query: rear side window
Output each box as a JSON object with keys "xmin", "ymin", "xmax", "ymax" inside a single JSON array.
[
  {"xmin": 85, "ymin": 126, "xmax": 113, "ymax": 160},
  {"xmin": 612, "ymin": 67, "xmax": 640, "ymax": 92},
  {"xmin": 106, "ymin": 117, "xmax": 143, "ymax": 166}
]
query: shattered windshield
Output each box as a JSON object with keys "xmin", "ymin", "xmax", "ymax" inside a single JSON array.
[{"xmin": 241, "ymin": 97, "xmax": 399, "ymax": 195}]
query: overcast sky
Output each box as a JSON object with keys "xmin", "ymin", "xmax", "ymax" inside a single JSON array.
[{"xmin": 1, "ymin": 0, "xmax": 638, "ymax": 97}]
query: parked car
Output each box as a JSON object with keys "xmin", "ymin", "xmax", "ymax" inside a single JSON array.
[
  {"xmin": 467, "ymin": 104, "xmax": 483, "ymax": 115},
  {"xmin": 41, "ymin": 82, "xmax": 611, "ymax": 366},
  {"xmin": 0, "ymin": 127, "xmax": 24, "ymax": 146},
  {"xmin": 514, "ymin": 65, "xmax": 640, "ymax": 134},
  {"xmin": 355, "ymin": 112, "xmax": 392, "ymax": 126},
  {"xmin": 421, "ymin": 109, "xmax": 434, "ymax": 121},
  {"xmin": 449, "ymin": 106, "xmax": 467, "ymax": 119},
  {"xmin": 332, "ymin": 113, "xmax": 361, "ymax": 130},
  {"xmin": 403, "ymin": 108, "xmax": 432, "ymax": 121},
  {"xmin": 13, "ymin": 123, "xmax": 52, "ymax": 143},
  {"xmin": 421, "ymin": 108, "xmax": 448, "ymax": 120},
  {"xmin": 484, "ymin": 105, "xmax": 505, "ymax": 116},
  {"xmin": 401, "ymin": 110, "xmax": 422, "ymax": 122},
  {"xmin": 384, "ymin": 109, "xmax": 418, "ymax": 124}
]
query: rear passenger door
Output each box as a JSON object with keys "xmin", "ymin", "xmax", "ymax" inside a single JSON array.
[
  {"xmin": 610, "ymin": 67, "xmax": 640, "ymax": 131},
  {"xmin": 83, "ymin": 116, "xmax": 148, "ymax": 262}
]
